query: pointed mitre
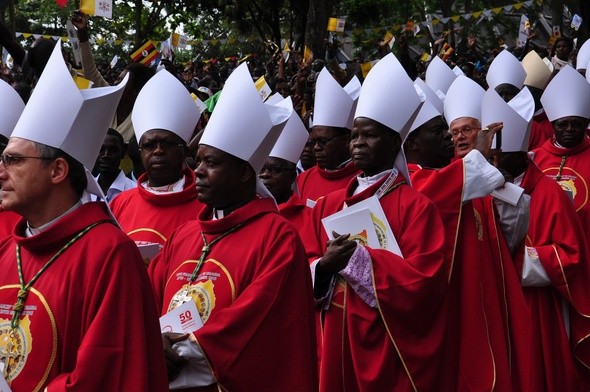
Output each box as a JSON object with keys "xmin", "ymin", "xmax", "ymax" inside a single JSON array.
[
  {"xmin": 425, "ymin": 56, "xmax": 458, "ymax": 96},
  {"xmin": 522, "ymin": 50, "xmax": 553, "ymax": 90},
  {"xmin": 481, "ymin": 88, "xmax": 535, "ymax": 152},
  {"xmin": 409, "ymin": 79, "xmax": 444, "ymax": 132},
  {"xmin": 313, "ymin": 68, "xmax": 359, "ymax": 129},
  {"xmin": 577, "ymin": 39, "xmax": 590, "ymax": 71},
  {"xmin": 133, "ymin": 69, "xmax": 200, "ymax": 143},
  {"xmin": 486, "ymin": 50, "xmax": 527, "ymax": 90},
  {"xmin": 199, "ymin": 62, "xmax": 291, "ymax": 173},
  {"xmin": 269, "ymin": 99, "xmax": 309, "ymax": 164},
  {"xmin": 444, "ymin": 75, "xmax": 485, "ymax": 125},
  {"xmin": 0, "ymin": 78, "xmax": 25, "ymax": 138},
  {"xmin": 541, "ymin": 65, "xmax": 590, "ymax": 121},
  {"xmin": 11, "ymin": 42, "xmax": 127, "ymax": 198},
  {"xmin": 354, "ymin": 53, "xmax": 424, "ymax": 182}
]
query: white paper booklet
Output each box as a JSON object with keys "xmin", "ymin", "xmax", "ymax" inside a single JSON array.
[
  {"xmin": 0, "ymin": 374, "xmax": 11, "ymax": 392},
  {"xmin": 491, "ymin": 182, "xmax": 525, "ymax": 206},
  {"xmin": 322, "ymin": 195, "xmax": 403, "ymax": 257}
]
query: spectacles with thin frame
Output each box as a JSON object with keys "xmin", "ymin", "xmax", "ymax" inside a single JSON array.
[
  {"xmin": 449, "ymin": 126, "xmax": 480, "ymax": 138},
  {"xmin": 0, "ymin": 154, "xmax": 52, "ymax": 167},
  {"xmin": 308, "ymin": 134, "xmax": 345, "ymax": 148}
]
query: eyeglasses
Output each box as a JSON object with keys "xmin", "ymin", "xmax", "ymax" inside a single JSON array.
[
  {"xmin": 449, "ymin": 126, "xmax": 480, "ymax": 138},
  {"xmin": 308, "ymin": 134, "xmax": 345, "ymax": 148},
  {"xmin": 138, "ymin": 140, "xmax": 184, "ymax": 153},
  {"xmin": 553, "ymin": 119, "xmax": 588, "ymax": 131},
  {"xmin": 260, "ymin": 164, "xmax": 294, "ymax": 175},
  {"xmin": 0, "ymin": 154, "xmax": 52, "ymax": 167}
]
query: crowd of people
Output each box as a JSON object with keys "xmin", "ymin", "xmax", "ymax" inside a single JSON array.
[{"xmin": 1, "ymin": 8, "xmax": 590, "ymax": 392}]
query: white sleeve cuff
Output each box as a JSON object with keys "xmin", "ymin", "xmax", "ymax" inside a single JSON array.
[
  {"xmin": 463, "ymin": 150, "xmax": 505, "ymax": 202},
  {"xmin": 521, "ymin": 246, "xmax": 551, "ymax": 287}
]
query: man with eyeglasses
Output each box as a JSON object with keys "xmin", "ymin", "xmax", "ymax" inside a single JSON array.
[
  {"xmin": 296, "ymin": 68, "xmax": 361, "ymax": 205},
  {"xmin": 0, "ymin": 78, "xmax": 25, "ymax": 239},
  {"xmin": 259, "ymin": 109, "xmax": 311, "ymax": 237},
  {"xmin": 110, "ymin": 70, "xmax": 203, "ymax": 264},
  {"xmin": 0, "ymin": 42, "xmax": 167, "ymax": 391},
  {"xmin": 432, "ymin": 75, "xmax": 533, "ymax": 391},
  {"xmin": 533, "ymin": 66, "xmax": 590, "ymax": 231}
]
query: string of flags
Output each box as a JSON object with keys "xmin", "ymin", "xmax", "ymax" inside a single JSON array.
[{"xmin": 20, "ymin": 0, "xmax": 538, "ymax": 49}]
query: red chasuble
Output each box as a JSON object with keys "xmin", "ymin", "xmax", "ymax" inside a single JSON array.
[
  {"xmin": 533, "ymin": 137, "xmax": 590, "ymax": 231},
  {"xmin": 149, "ymin": 197, "xmax": 318, "ymax": 391},
  {"xmin": 408, "ymin": 162, "xmax": 532, "ymax": 392},
  {"xmin": 514, "ymin": 162, "xmax": 590, "ymax": 390},
  {"xmin": 110, "ymin": 168, "xmax": 204, "ymax": 245},
  {"xmin": 296, "ymin": 161, "xmax": 361, "ymax": 203},
  {"xmin": 0, "ymin": 210, "xmax": 20, "ymax": 239},
  {"xmin": 306, "ymin": 173, "xmax": 449, "ymax": 391},
  {"xmin": 0, "ymin": 202, "xmax": 168, "ymax": 391},
  {"xmin": 528, "ymin": 112, "xmax": 554, "ymax": 151},
  {"xmin": 278, "ymin": 192, "xmax": 311, "ymax": 239}
]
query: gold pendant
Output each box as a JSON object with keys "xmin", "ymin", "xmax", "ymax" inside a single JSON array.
[
  {"xmin": 169, "ymin": 285, "xmax": 193, "ymax": 311},
  {"xmin": 0, "ymin": 326, "xmax": 24, "ymax": 380}
]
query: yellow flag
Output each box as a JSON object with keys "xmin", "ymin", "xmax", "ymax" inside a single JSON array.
[
  {"xmin": 80, "ymin": 0, "xmax": 112, "ymax": 19},
  {"xmin": 303, "ymin": 46, "xmax": 313, "ymax": 64},
  {"xmin": 255, "ymin": 76, "xmax": 272, "ymax": 101},
  {"xmin": 361, "ymin": 62, "xmax": 373, "ymax": 79},
  {"xmin": 73, "ymin": 75, "xmax": 93, "ymax": 89}
]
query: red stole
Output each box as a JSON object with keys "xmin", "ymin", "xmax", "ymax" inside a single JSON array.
[
  {"xmin": 529, "ymin": 111, "xmax": 554, "ymax": 151},
  {"xmin": 0, "ymin": 210, "xmax": 21, "ymax": 239},
  {"xmin": 278, "ymin": 191, "xmax": 311, "ymax": 239}
]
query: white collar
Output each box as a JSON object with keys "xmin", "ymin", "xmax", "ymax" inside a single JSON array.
[
  {"xmin": 353, "ymin": 169, "xmax": 396, "ymax": 196},
  {"xmin": 26, "ymin": 200, "xmax": 83, "ymax": 237},
  {"xmin": 141, "ymin": 176, "xmax": 186, "ymax": 194}
]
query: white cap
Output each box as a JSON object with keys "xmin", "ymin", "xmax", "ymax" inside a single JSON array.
[
  {"xmin": 541, "ymin": 65, "xmax": 590, "ymax": 121},
  {"xmin": 200, "ymin": 62, "xmax": 291, "ymax": 173},
  {"xmin": 409, "ymin": 81, "xmax": 443, "ymax": 132},
  {"xmin": 313, "ymin": 68, "xmax": 358, "ymax": 129},
  {"xmin": 0, "ymin": 78, "xmax": 24, "ymax": 138},
  {"xmin": 577, "ymin": 39, "xmax": 590, "ymax": 71},
  {"xmin": 11, "ymin": 42, "xmax": 127, "ymax": 199},
  {"xmin": 481, "ymin": 88, "xmax": 535, "ymax": 152},
  {"xmin": 355, "ymin": 53, "xmax": 423, "ymax": 182},
  {"xmin": 269, "ymin": 101, "xmax": 309, "ymax": 164},
  {"xmin": 486, "ymin": 50, "xmax": 527, "ymax": 90},
  {"xmin": 343, "ymin": 75, "xmax": 361, "ymax": 130},
  {"xmin": 415, "ymin": 78, "xmax": 444, "ymax": 113},
  {"xmin": 425, "ymin": 56, "xmax": 458, "ymax": 96},
  {"xmin": 444, "ymin": 75, "xmax": 485, "ymax": 125},
  {"xmin": 133, "ymin": 70, "xmax": 200, "ymax": 144},
  {"xmin": 522, "ymin": 50, "xmax": 553, "ymax": 90}
]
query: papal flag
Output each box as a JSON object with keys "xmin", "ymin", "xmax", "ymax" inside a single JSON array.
[
  {"xmin": 255, "ymin": 76, "xmax": 272, "ymax": 101},
  {"xmin": 131, "ymin": 40, "xmax": 160, "ymax": 65},
  {"xmin": 80, "ymin": 0, "xmax": 113, "ymax": 19}
]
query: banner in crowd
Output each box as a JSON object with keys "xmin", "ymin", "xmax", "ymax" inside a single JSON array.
[{"xmin": 80, "ymin": 0, "xmax": 113, "ymax": 19}]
